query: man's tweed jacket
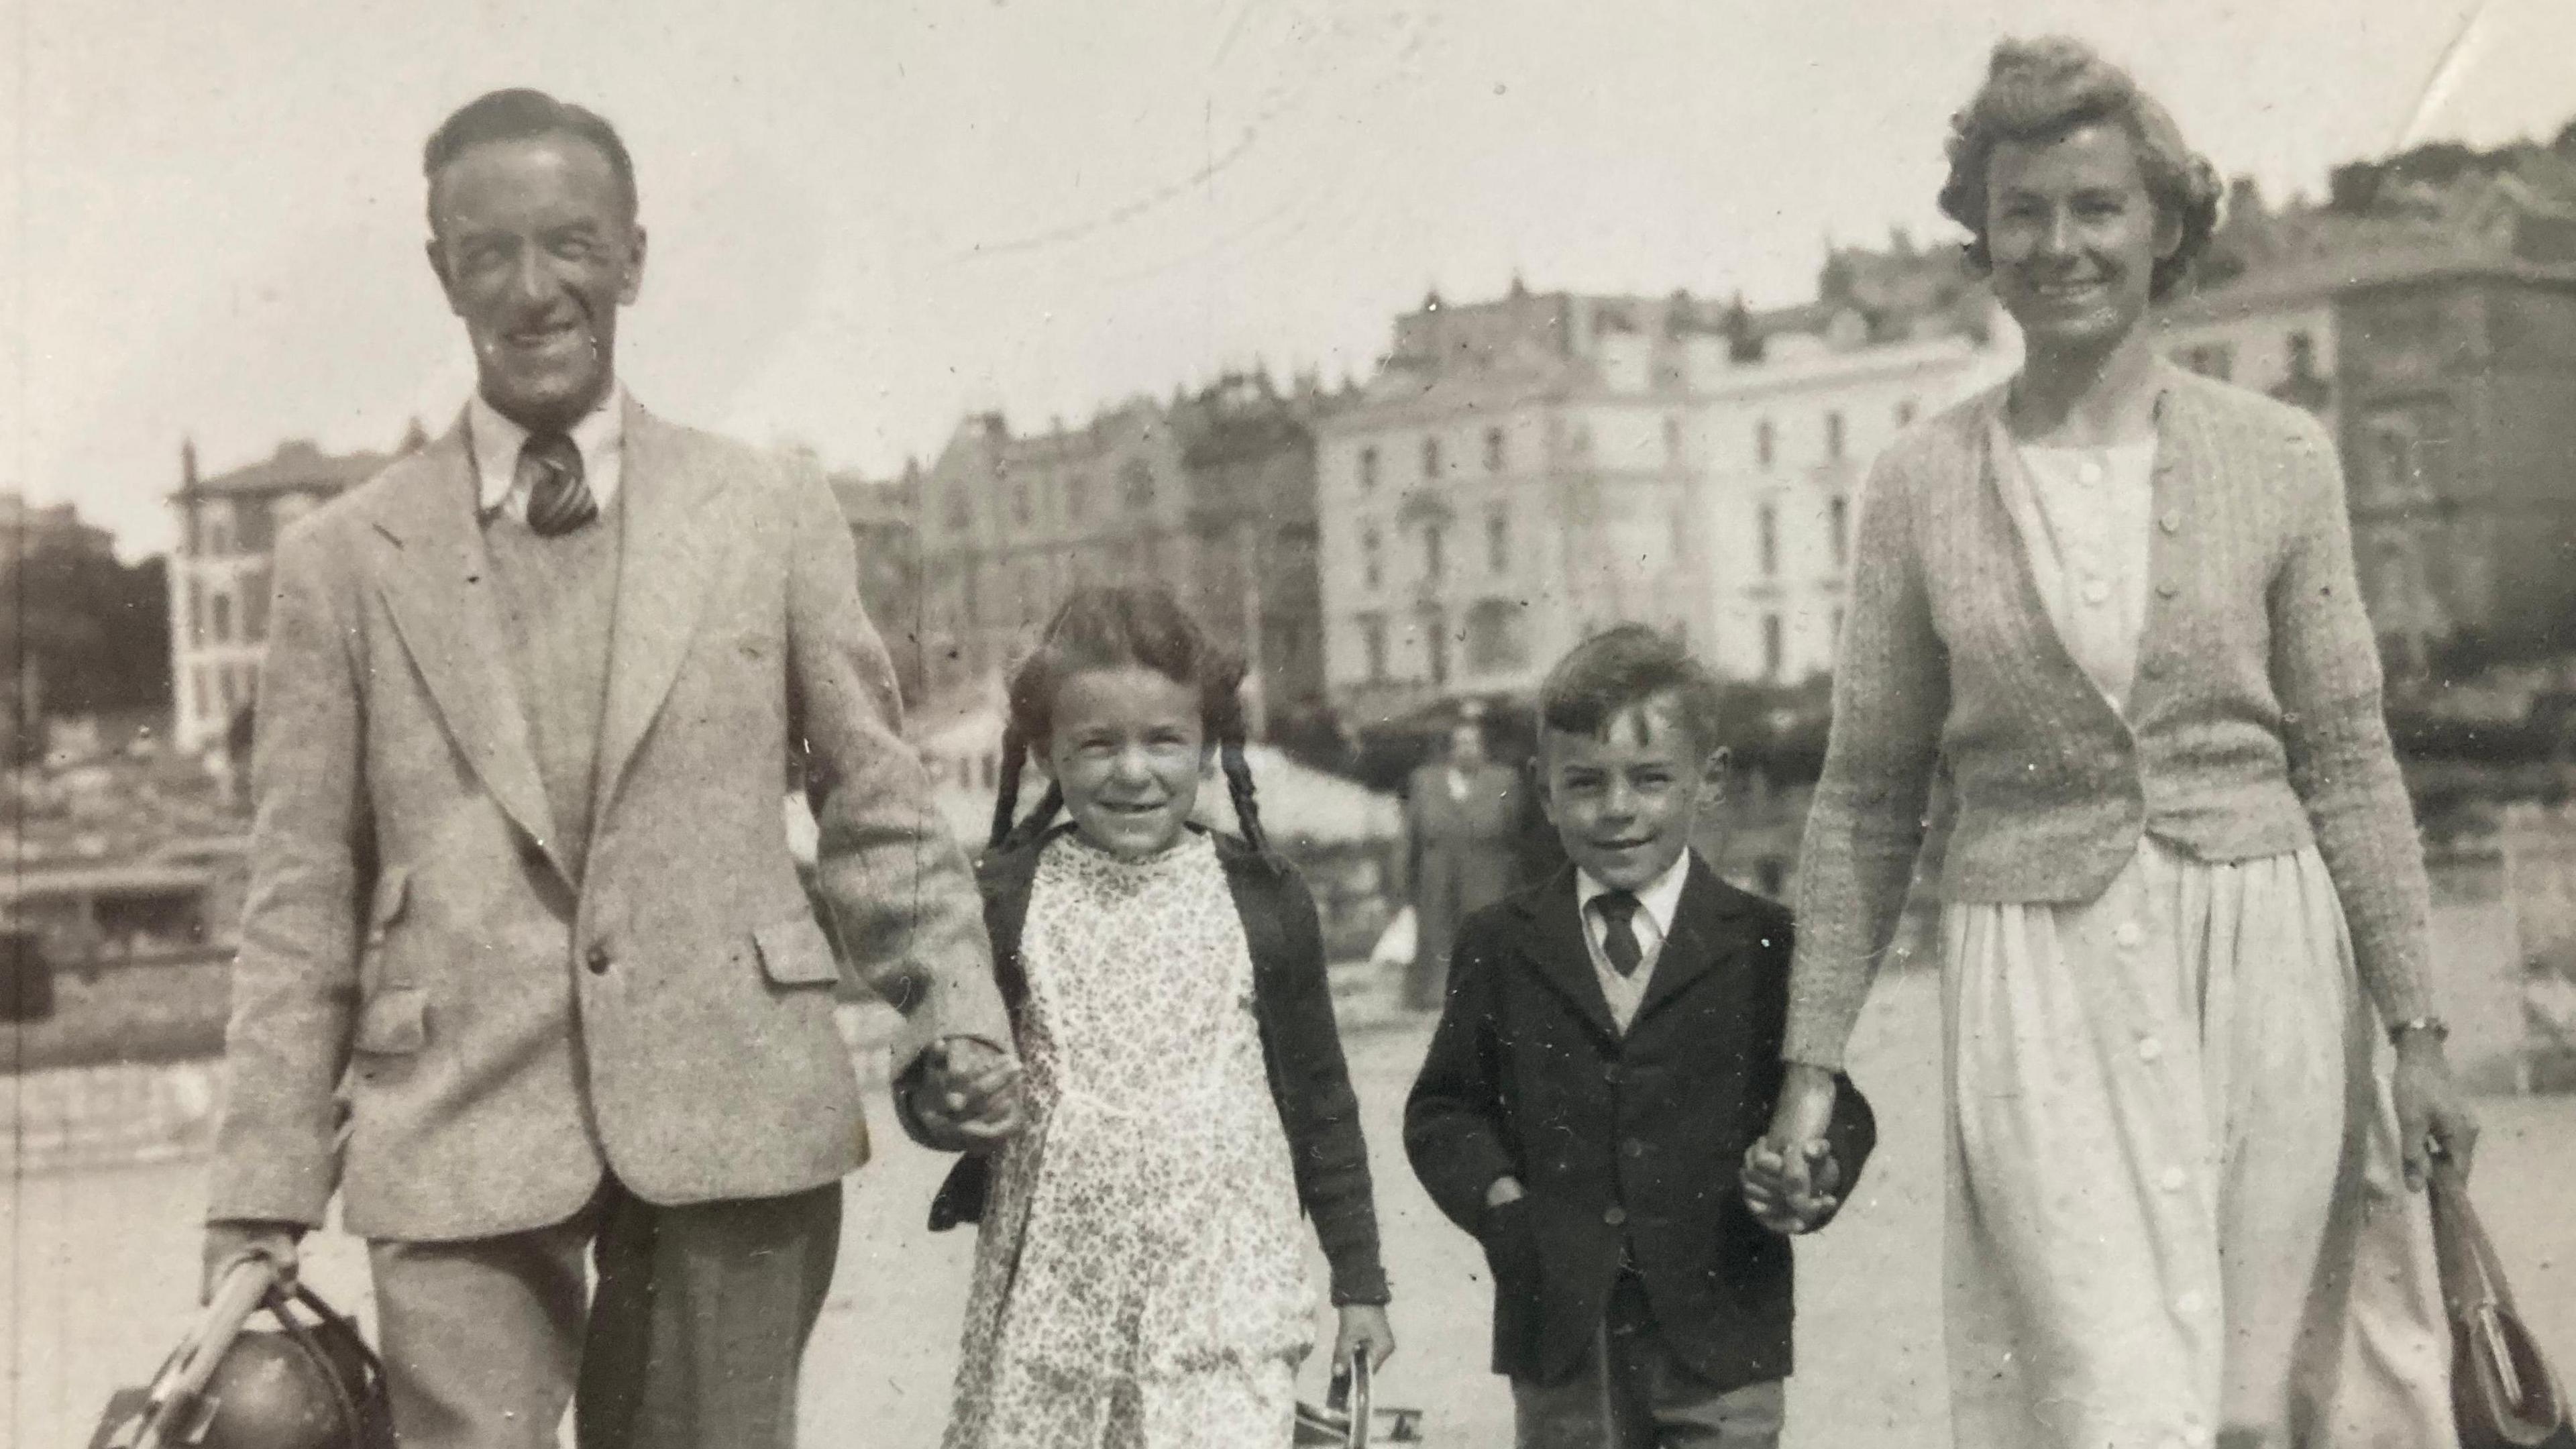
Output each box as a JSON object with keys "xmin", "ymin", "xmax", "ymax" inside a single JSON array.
[{"xmin": 208, "ymin": 399, "xmax": 1008, "ymax": 1239}]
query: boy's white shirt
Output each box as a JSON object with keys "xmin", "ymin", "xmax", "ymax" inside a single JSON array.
[{"xmin": 1574, "ymin": 850, "xmax": 1692, "ymax": 1034}]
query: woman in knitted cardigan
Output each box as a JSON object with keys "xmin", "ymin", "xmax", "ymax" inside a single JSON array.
[{"xmin": 1755, "ymin": 38, "xmax": 2479, "ymax": 1449}]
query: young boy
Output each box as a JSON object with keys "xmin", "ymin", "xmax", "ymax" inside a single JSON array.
[{"xmin": 1405, "ymin": 625, "xmax": 1874, "ymax": 1448}]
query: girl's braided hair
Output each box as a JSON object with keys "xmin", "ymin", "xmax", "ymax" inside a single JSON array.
[{"xmin": 988, "ymin": 584, "xmax": 1273, "ymax": 863}]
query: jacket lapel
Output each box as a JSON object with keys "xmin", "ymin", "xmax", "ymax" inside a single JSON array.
[
  {"xmin": 1513, "ymin": 869, "xmax": 1619, "ymax": 1042},
  {"xmin": 368, "ymin": 419, "xmax": 564, "ymax": 869},
  {"xmin": 590, "ymin": 399, "xmax": 739, "ymax": 837},
  {"xmin": 1629, "ymin": 856, "xmax": 1753, "ymax": 1027}
]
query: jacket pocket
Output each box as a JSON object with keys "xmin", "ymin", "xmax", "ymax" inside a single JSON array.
[
  {"xmin": 753, "ymin": 916, "xmax": 841, "ymax": 987},
  {"xmin": 354, "ymin": 987, "xmax": 427, "ymax": 1055}
]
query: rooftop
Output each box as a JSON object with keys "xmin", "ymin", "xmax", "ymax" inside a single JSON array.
[{"xmin": 182, "ymin": 432, "xmax": 415, "ymax": 498}]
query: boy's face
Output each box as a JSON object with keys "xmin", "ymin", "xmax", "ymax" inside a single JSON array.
[{"xmin": 1536, "ymin": 694, "xmax": 1727, "ymax": 893}]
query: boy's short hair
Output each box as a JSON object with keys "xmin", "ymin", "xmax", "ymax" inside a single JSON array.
[{"xmin": 1537, "ymin": 625, "xmax": 1727, "ymax": 757}]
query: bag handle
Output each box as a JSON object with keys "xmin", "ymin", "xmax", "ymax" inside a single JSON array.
[
  {"xmin": 2428, "ymin": 1161, "xmax": 2520, "ymax": 1322},
  {"xmin": 1326, "ymin": 1348, "xmax": 1373, "ymax": 1449}
]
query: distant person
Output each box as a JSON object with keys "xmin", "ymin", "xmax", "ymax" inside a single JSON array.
[
  {"xmin": 1402, "ymin": 710, "xmax": 1522, "ymax": 1008},
  {"xmin": 1766, "ymin": 38, "xmax": 2474, "ymax": 1447},
  {"xmin": 928, "ymin": 585, "xmax": 1393, "ymax": 1446},
  {"xmin": 201, "ymin": 89, "xmax": 1018, "ymax": 1449},
  {"xmin": 1407, "ymin": 625, "xmax": 1874, "ymax": 1448}
]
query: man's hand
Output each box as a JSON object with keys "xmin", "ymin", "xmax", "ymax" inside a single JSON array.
[
  {"xmin": 908, "ymin": 1037, "xmax": 1026, "ymax": 1152},
  {"xmin": 1742, "ymin": 1138, "xmax": 1845, "ymax": 1235},
  {"xmin": 202, "ymin": 1219, "xmax": 304, "ymax": 1305}
]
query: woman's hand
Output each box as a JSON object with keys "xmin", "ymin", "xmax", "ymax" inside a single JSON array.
[
  {"xmin": 2392, "ymin": 1032, "xmax": 2479, "ymax": 1189},
  {"xmin": 1757, "ymin": 1063, "xmax": 1841, "ymax": 1189},
  {"xmin": 1332, "ymin": 1303, "xmax": 1397, "ymax": 1373}
]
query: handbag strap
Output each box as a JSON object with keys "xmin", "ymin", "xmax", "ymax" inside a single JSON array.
[
  {"xmin": 2428, "ymin": 1165, "xmax": 2521, "ymax": 1321},
  {"xmin": 263, "ymin": 1287, "xmax": 366, "ymax": 1445}
]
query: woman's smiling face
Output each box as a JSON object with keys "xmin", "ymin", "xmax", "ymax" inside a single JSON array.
[
  {"xmin": 1983, "ymin": 120, "xmax": 2178, "ymax": 355},
  {"xmin": 1044, "ymin": 666, "xmax": 1208, "ymax": 861}
]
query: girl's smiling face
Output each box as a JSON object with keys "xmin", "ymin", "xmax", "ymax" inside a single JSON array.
[{"xmin": 1044, "ymin": 666, "xmax": 1209, "ymax": 861}]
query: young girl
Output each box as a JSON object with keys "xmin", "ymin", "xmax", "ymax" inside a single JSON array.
[{"xmin": 910, "ymin": 584, "xmax": 1396, "ymax": 1448}]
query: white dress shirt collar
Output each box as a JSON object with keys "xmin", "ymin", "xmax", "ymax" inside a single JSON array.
[
  {"xmin": 1574, "ymin": 849, "xmax": 1693, "ymax": 940},
  {"xmin": 467, "ymin": 384, "xmax": 627, "ymax": 522}
]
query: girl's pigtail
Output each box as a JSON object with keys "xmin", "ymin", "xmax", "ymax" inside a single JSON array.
[
  {"xmin": 1219, "ymin": 735, "xmax": 1274, "ymax": 864},
  {"xmin": 988, "ymin": 720, "xmax": 1028, "ymax": 853},
  {"xmin": 1010, "ymin": 781, "xmax": 1066, "ymax": 853}
]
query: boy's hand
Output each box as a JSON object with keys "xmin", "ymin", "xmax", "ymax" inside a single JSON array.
[
  {"xmin": 1741, "ymin": 1138, "xmax": 1845, "ymax": 1234},
  {"xmin": 203, "ymin": 1219, "xmax": 302, "ymax": 1304}
]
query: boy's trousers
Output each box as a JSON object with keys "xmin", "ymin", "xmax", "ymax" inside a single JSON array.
[
  {"xmin": 366, "ymin": 1173, "xmax": 841, "ymax": 1449},
  {"xmin": 1511, "ymin": 1267, "xmax": 1784, "ymax": 1449}
]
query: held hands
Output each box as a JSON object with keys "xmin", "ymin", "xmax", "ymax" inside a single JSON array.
[
  {"xmin": 1740, "ymin": 1138, "xmax": 1846, "ymax": 1234},
  {"xmin": 908, "ymin": 1036, "xmax": 1027, "ymax": 1152},
  {"xmin": 1744, "ymin": 1062, "xmax": 1849, "ymax": 1234},
  {"xmin": 2392, "ymin": 1032, "xmax": 2479, "ymax": 1191},
  {"xmin": 201, "ymin": 1218, "xmax": 303, "ymax": 1305}
]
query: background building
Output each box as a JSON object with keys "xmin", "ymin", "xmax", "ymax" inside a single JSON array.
[
  {"xmin": 166, "ymin": 433, "xmax": 409, "ymax": 755},
  {"xmin": 826, "ymin": 461, "xmax": 926, "ymax": 706}
]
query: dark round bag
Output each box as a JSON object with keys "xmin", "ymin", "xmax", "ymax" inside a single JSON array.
[
  {"xmin": 91, "ymin": 1262, "xmax": 392, "ymax": 1449},
  {"xmin": 2430, "ymin": 1167, "xmax": 2576, "ymax": 1449}
]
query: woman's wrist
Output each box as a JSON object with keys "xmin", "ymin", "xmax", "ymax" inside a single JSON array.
[{"xmin": 1770, "ymin": 1063, "xmax": 1840, "ymax": 1142}]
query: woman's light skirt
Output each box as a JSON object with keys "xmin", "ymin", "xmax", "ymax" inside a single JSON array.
[{"xmin": 1941, "ymin": 839, "xmax": 2456, "ymax": 1449}]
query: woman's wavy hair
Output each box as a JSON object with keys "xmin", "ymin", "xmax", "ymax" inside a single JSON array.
[
  {"xmin": 1937, "ymin": 36, "xmax": 2224, "ymax": 302},
  {"xmin": 987, "ymin": 584, "xmax": 1271, "ymax": 861}
]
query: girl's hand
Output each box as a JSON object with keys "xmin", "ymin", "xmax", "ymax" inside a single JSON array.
[
  {"xmin": 910, "ymin": 1038, "xmax": 1026, "ymax": 1152},
  {"xmin": 2393, "ymin": 1034, "xmax": 2479, "ymax": 1190},
  {"xmin": 1742, "ymin": 1139, "xmax": 1845, "ymax": 1234},
  {"xmin": 1332, "ymin": 1303, "xmax": 1397, "ymax": 1373}
]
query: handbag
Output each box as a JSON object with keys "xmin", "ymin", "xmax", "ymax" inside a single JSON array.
[
  {"xmin": 2429, "ymin": 1165, "xmax": 2576, "ymax": 1449},
  {"xmin": 90, "ymin": 1258, "xmax": 394, "ymax": 1449}
]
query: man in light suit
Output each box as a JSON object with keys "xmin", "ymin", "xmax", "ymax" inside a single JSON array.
[{"xmin": 201, "ymin": 89, "xmax": 1019, "ymax": 1449}]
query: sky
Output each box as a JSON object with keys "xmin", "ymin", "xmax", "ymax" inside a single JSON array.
[{"xmin": 3, "ymin": 0, "xmax": 2571, "ymax": 559}]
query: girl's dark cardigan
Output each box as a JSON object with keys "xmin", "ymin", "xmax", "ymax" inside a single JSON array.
[{"xmin": 918, "ymin": 824, "xmax": 1392, "ymax": 1306}]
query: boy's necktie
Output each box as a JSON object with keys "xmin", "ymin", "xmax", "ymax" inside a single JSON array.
[
  {"xmin": 1593, "ymin": 890, "xmax": 1644, "ymax": 976},
  {"xmin": 519, "ymin": 431, "xmax": 597, "ymax": 536}
]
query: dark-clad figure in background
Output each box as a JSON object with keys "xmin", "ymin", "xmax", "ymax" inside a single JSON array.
[
  {"xmin": 1401, "ymin": 712, "xmax": 1524, "ymax": 1009},
  {"xmin": 199, "ymin": 89, "xmax": 1020, "ymax": 1449}
]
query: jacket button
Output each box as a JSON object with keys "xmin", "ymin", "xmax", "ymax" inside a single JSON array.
[
  {"xmin": 1623, "ymin": 1138, "xmax": 1648, "ymax": 1159},
  {"xmin": 1603, "ymin": 1063, "xmax": 1624, "ymax": 1085},
  {"xmin": 586, "ymin": 943, "xmax": 612, "ymax": 975},
  {"xmin": 1603, "ymin": 1205, "xmax": 1627, "ymax": 1227}
]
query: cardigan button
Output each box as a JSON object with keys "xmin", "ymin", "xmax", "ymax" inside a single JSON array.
[
  {"xmin": 1603, "ymin": 1205, "xmax": 1628, "ymax": 1227},
  {"xmin": 2159, "ymin": 509, "xmax": 2182, "ymax": 534},
  {"xmin": 2155, "ymin": 580, "xmax": 2180, "ymax": 599},
  {"xmin": 586, "ymin": 943, "xmax": 613, "ymax": 975}
]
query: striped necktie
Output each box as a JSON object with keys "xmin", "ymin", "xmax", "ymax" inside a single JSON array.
[
  {"xmin": 1594, "ymin": 890, "xmax": 1645, "ymax": 976},
  {"xmin": 519, "ymin": 431, "xmax": 596, "ymax": 536}
]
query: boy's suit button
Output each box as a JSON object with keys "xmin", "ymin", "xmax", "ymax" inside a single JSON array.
[
  {"xmin": 1602, "ymin": 1205, "xmax": 1627, "ymax": 1227},
  {"xmin": 1602, "ymin": 1063, "xmax": 1624, "ymax": 1085},
  {"xmin": 1623, "ymin": 1138, "xmax": 1647, "ymax": 1159},
  {"xmin": 586, "ymin": 943, "xmax": 613, "ymax": 975}
]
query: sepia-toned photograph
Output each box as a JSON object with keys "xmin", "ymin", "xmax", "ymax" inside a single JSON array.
[{"xmin": 6, "ymin": 2, "xmax": 2576, "ymax": 1446}]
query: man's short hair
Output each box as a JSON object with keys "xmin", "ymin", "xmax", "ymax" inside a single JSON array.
[
  {"xmin": 423, "ymin": 89, "xmax": 637, "ymax": 223},
  {"xmin": 1538, "ymin": 624, "xmax": 1727, "ymax": 757}
]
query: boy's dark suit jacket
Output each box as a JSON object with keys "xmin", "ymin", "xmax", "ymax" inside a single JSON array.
[
  {"xmin": 921, "ymin": 823, "xmax": 1390, "ymax": 1306},
  {"xmin": 1404, "ymin": 853, "xmax": 1876, "ymax": 1389}
]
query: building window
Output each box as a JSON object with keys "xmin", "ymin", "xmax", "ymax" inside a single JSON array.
[
  {"xmin": 947, "ymin": 488, "xmax": 971, "ymax": 531},
  {"xmin": 1423, "ymin": 608, "xmax": 1450, "ymax": 686},
  {"xmin": 1360, "ymin": 615, "xmax": 1387, "ymax": 681},
  {"xmin": 1362, "ymin": 527, "xmax": 1383, "ymax": 590},
  {"xmin": 1484, "ymin": 427, "xmax": 1505, "ymax": 472},
  {"xmin": 1664, "ymin": 416, "xmax": 1683, "ymax": 464},
  {"xmin": 1424, "ymin": 524, "xmax": 1446, "ymax": 582},
  {"xmin": 1896, "ymin": 398, "xmax": 1918, "ymax": 426},
  {"xmin": 193, "ymin": 666, "xmax": 211, "ymax": 721},
  {"xmin": 1756, "ymin": 419, "xmax": 1776, "ymax": 470},
  {"xmin": 1829, "ymin": 496, "xmax": 1849, "ymax": 569},
  {"xmin": 1359, "ymin": 446, "xmax": 1379, "ymax": 491},
  {"xmin": 1758, "ymin": 502, "xmax": 1779, "ymax": 578},
  {"xmin": 1010, "ymin": 481, "xmax": 1030, "ymax": 529},
  {"xmin": 217, "ymin": 663, "xmax": 237, "ymax": 717},
  {"xmin": 210, "ymin": 592, "xmax": 233, "ymax": 644},
  {"xmin": 187, "ymin": 578, "xmax": 205, "ymax": 646},
  {"xmin": 244, "ymin": 568, "xmax": 271, "ymax": 642},
  {"xmin": 2287, "ymin": 331, "xmax": 2318, "ymax": 380},
  {"xmin": 1121, "ymin": 460, "xmax": 1155, "ymax": 508},
  {"xmin": 203, "ymin": 510, "xmax": 233, "ymax": 556},
  {"xmin": 1826, "ymin": 411, "xmax": 1846, "ymax": 460},
  {"xmin": 1762, "ymin": 613, "xmax": 1784, "ymax": 680},
  {"xmin": 1422, "ymin": 436, "xmax": 1442, "ymax": 480},
  {"xmin": 1486, "ymin": 506, "xmax": 1509, "ymax": 574},
  {"xmin": 1464, "ymin": 599, "xmax": 1528, "ymax": 672},
  {"xmin": 1065, "ymin": 473, "xmax": 1088, "ymax": 521}
]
